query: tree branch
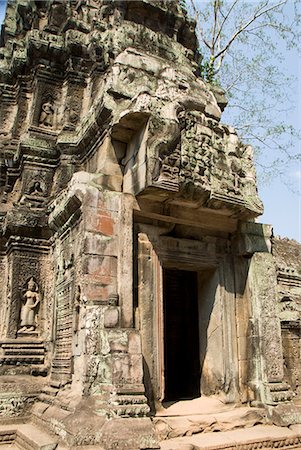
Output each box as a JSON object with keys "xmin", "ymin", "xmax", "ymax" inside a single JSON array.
[
  {"xmin": 211, "ymin": 0, "xmax": 219, "ymax": 51},
  {"xmin": 214, "ymin": 0, "xmax": 287, "ymax": 61},
  {"xmin": 190, "ymin": 0, "xmax": 212, "ymax": 50},
  {"xmin": 213, "ymin": 0, "xmax": 240, "ymax": 47}
]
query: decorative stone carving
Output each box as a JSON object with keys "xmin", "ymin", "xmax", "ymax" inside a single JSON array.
[
  {"xmin": 28, "ymin": 181, "xmax": 43, "ymax": 196},
  {"xmin": 16, "ymin": 2, "xmax": 34, "ymax": 34},
  {"xmin": 0, "ymin": 1, "xmax": 300, "ymax": 449},
  {"xmin": 18, "ymin": 278, "xmax": 40, "ymax": 333},
  {"xmin": 39, "ymin": 100, "xmax": 55, "ymax": 128}
]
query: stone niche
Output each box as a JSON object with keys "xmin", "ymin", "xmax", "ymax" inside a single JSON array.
[{"xmin": 0, "ymin": 0, "xmax": 300, "ymax": 449}]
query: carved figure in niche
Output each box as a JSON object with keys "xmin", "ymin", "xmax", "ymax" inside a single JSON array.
[
  {"xmin": 201, "ymin": 166, "xmax": 211, "ymax": 187},
  {"xmin": 47, "ymin": 1, "xmax": 68, "ymax": 30},
  {"xmin": 64, "ymin": 254, "xmax": 74, "ymax": 273},
  {"xmin": 64, "ymin": 100, "xmax": 79, "ymax": 126},
  {"xmin": 16, "ymin": 3, "xmax": 33, "ymax": 33},
  {"xmin": 177, "ymin": 108, "xmax": 186, "ymax": 130},
  {"xmin": 39, "ymin": 100, "xmax": 55, "ymax": 128},
  {"xmin": 28, "ymin": 181, "xmax": 43, "ymax": 196},
  {"xmin": 157, "ymin": 142, "xmax": 181, "ymax": 182},
  {"xmin": 18, "ymin": 278, "xmax": 40, "ymax": 333},
  {"xmin": 73, "ymin": 285, "xmax": 81, "ymax": 333}
]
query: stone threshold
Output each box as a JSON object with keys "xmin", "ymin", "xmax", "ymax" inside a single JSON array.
[
  {"xmin": 159, "ymin": 424, "xmax": 301, "ymax": 450},
  {"xmin": 154, "ymin": 397, "xmax": 268, "ymax": 440}
]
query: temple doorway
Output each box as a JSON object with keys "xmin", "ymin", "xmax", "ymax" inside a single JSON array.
[{"xmin": 163, "ymin": 268, "xmax": 200, "ymax": 401}]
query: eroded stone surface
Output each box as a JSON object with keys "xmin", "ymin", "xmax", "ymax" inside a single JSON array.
[
  {"xmin": 0, "ymin": 1, "xmax": 300, "ymax": 449},
  {"xmin": 159, "ymin": 424, "xmax": 301, "ymax": 450},
  {"xmin": 154, "ymin": 406, "xmax": 267, "ymax": 440}
]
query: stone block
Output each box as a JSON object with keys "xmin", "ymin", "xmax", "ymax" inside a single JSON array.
[
  {"xmin": 83, "ymin": 232, "xmax": 118, "ymax": 257},
  {"xmin": 69, "ymin": 181, "xmax": 101, "ymax": 209},
  {"xmin": 83, "ymin": 280, "xmax": 117, "ymax": 302},
  {"xmin": 84, "ymin": 274, "xmax": 117, "ymax": 289},
  {"xmin": 109, "ymin": 340, "xmax": 128, "ymax": 353},
  {"xmin": 236, "ymin": 315, "xmax": 250, "ymax": 338},
  {"xmin": 16, "ymin": 423, "xmax": 58, "ymax": 450},
  {"xmin": 83, "ymin": 255, "xmax": 117, "ymax": 280},
  {"xmin": 112, "ymin": 354, "xmax": 130, "ymax": 384},
  {"xmin": 237, "ymin": 336, "xmax": 248, "ymax": 361},
  {"xmin": 110, "ymin": 344, "xmax": 143, "ymax": 385},
  {"xmin": 128, "ymin": 331, "xmax": 142, "ymax": 354},
  {"xmin": 97, "ymin": 191, "xmax": 121, "ymax": 213},
  {"xmin": 84, "ymin": 206, "xmax": 116, "ymax": 237},
  {"xmin": 108, "ymin": 330, "xmax": 128, "ymax": 353},
  {"xmin": 233, "ymin": 222, "xmax": 272, "ymax": 256},
  {"xmin": 238, "ymin": 359, "xmax": 249, "ymax": 384},
  {"xmin": 129, "ymin": 354, "xmax": 143, "ymax": 384},
  {"xmin": 93, "ymin": 173, "xmax": 122, "ymax": 192},
  {"xmin": 100, "ymin": 417, "xmax": 159, "ymax": 450},
  {"xmin": 95, "ymin": 355, "xmax": 113, "ymax": 384},
  {"xmin": 268, "ymin": 404, "xmax": 301, "ymax": 427},
  {"xmin": 104, "ymin": 307, "xmax": 119, "ymax": 328}
]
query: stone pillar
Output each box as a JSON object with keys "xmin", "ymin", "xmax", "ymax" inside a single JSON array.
[
  {"xmin": 0, "ymin": 253, "xmax": 8, "ymax": 339},
  {"xmin": 137, "ymin": 231, "xmax": 163, "ymax": 405},
  {"xmin": 219, "ymin": 256, "xmax": 240, "ymax": 403},
  {"xmin": 233, "ymin": 222, "xmax": 293, "ymax": 406},
  {"xmin": 248, "ymin": 252, "xmax": 289, "ymax": 404},
  {"xmin": 233, "ymin": 256, "xmax": 252, "ymax": 403},
  {"xmin": 118, "ymin": 194, "xmax": 135, "ymax": 328}
]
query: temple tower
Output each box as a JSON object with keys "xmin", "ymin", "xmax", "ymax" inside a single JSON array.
[{"xmin": 0, "ymin": 1, "xmax": 300, "ymax": 449}]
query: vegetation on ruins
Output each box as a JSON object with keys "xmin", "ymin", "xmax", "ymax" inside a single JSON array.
[{"xmin": 183, "ymin": 0, "xmax": 300, "ymax": 183}]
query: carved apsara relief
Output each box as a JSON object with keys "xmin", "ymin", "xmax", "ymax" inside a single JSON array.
[
  {"xmin": 18, "ymin": 277, "xmax": 40, "ymax": 333},
  {"xmin": 39, "ymin": 98, "xmax": 55, "ymax": 128}
]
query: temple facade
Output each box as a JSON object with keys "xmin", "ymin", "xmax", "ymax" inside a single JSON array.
[{"xmin": 0, "ymin": 1, "xmax": 300, "ymax": 449}]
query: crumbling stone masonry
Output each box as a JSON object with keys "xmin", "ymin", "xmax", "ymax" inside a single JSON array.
[{"xmin": 0, "ymin": 1, "xmax": 300, "ymax": 449}]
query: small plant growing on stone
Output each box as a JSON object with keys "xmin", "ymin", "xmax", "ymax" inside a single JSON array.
[{"xmin": 179, "ymin": 0, "xmax": 188, "ymax": 15}]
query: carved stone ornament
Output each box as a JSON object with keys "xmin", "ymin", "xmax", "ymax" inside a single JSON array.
[
  {"xmin": 39, "ymin": 99, "xmax": 55, "ymax": 128},
  {"xmin": 0, "ymin": 1, "xmax": 299, "ymax": 449},
  {"xmin": 18, "ymin": 278, "xmax": 40, "ymax": 333}
]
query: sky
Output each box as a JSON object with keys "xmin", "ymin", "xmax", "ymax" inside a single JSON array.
[
  {"xmin": 251, "ymin": 4, "xmax": 301, "ymax": 244},
  {"xmin": 0, "ymin": 0, "xmax": 300, "ymax": 242}
]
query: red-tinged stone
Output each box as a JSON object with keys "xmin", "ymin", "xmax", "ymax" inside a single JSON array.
[
  {"xmin": 83, "ymin": 255, "xmax": 117, "ymax": 278},
  {"xmin": 104, "ymin": 307, "xmax": 119, "ymax": 328},
  {"xmin": 83, "ymin": 233, "xmax": 118, "ymax": 257}
]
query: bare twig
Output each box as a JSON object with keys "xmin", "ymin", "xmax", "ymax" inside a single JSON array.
[{"xmin": 214, "ymin": 0, "xmax": 287, "ymax": 61}]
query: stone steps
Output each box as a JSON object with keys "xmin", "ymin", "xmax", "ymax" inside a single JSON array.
[
  {"xmin": 41, "ymin": 387, "xmax": 58, "ymax": 398},
  {"xmin": 0, "ymin": 341, "xmax": 45, "ymax": 366},
  {"xmin": 38, "ymin": 385, "xmax": 59, "ymax": 404},
  {"xmin": 159, "ymin": 424, "xmax": 301, "ymax": 450},
  {"xmin": 155, "ymin": 399, "xmax": 301, "ymax": 449},
  {"xmin": 0, "ymin": 424, "xmax": 58, "ymax": 450},
  {"xmin": 154, "ymin": 404, "xmax": 268, "ymax": 441},
  {"xmin": 0, "ymin": 428, "xmax": 16, "ymax": 446},
  {"xmin": 3, "ymin": 349, "xmax": 44, "ymax": 355},
  {"xmin": 2, "ymin": 356, "xmax": 45, "ymax": 364}
]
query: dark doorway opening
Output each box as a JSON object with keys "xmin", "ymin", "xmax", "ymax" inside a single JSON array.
[{"xmin": 163, "ymin": 268, "xmax": 200, "ymax": 401}]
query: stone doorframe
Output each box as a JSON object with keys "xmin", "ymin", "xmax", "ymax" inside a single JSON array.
[{"xmin": 135, "ymin": 223, "xmax": 239, "ymax": 409}]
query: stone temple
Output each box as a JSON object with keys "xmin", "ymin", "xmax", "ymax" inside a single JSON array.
[{"xmin": 0, "ymin": 1, "xmax": 300, "ymax": 449}]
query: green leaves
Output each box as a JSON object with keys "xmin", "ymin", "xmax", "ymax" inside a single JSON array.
[{"xmin": 199, "ymin": 57, "xmax": 216, "ymax": 83}]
